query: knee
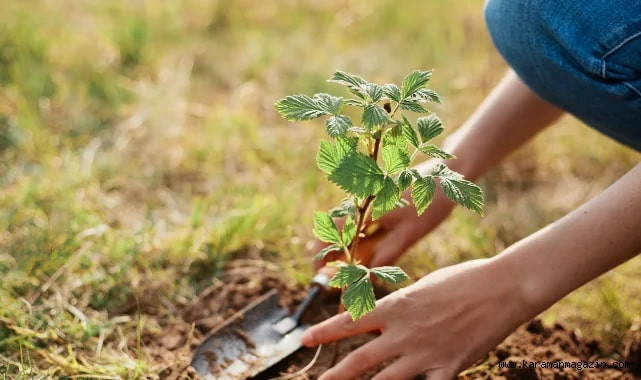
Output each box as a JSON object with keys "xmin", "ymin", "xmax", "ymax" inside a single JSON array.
[{"xmin": 483, "ymin": 0, "xmax": 523, "ymax": 63}]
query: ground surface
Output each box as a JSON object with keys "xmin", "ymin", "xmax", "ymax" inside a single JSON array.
[
  {"xmin": 1, "ymin": 0, "xmax": 640, "ymax": 378},
  {"xmin": 128, "ymin": 265, "xmax": 640, "ymax": 379}
]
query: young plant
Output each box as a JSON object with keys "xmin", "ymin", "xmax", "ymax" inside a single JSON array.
[{"xmin": 275, "ymin": 70, "xmax": 484, "ymax": 321}]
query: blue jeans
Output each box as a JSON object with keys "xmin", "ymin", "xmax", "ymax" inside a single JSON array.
[{"xmin": 484, "ymin": 0, "xmax": 641, "ymax": 151}]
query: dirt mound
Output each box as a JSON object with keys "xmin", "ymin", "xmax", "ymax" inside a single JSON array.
[
  {"xmin": 129, "ymin": 268, "xmax": 639, "ymax": 379},
  {"xmin": 462, "ymin": 319, "xmax": 639, "ymax": 380}
]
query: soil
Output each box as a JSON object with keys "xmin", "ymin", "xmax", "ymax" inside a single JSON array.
[{"xmin": 130, "ymin": 266, "xmax": 640, "ymax": 379}]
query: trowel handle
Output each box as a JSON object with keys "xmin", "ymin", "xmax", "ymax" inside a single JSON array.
[{"xmin": 288, "ymin": 280, "xmax": 326, "ymax": 325}]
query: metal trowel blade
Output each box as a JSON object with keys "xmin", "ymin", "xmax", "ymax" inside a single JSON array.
[{"xmin": 191, "ymin": 289, "xmax": 307, "ymax": 380}]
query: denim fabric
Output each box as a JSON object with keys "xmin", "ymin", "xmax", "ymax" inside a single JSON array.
[{"xmin": 484, "ymin": 0, "xmax": 641, "ymax": 151}]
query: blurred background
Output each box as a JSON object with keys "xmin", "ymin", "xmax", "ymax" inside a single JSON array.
[{"xmin": 1, "ymin": 0, "xmax": 639, "ymax": 377}]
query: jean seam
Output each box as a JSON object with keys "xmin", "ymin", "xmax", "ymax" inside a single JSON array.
[
  {"xmin": 600, "ymin": 30, "xmax": 641, "ymax": 79},
  {"xmin": 623, "ymin": 82, "xmax": 641, "ymax": 98}
]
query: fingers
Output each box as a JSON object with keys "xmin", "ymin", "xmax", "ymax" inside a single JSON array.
[
  {"xmin": 318, "ymin": 335, "xmax": 396, "ymax": 380},
  {"xmin": 371, "ymin": 356, "xmax": 455, "ymax": 380},
  {"xmin": 370, "ymin": 355, "xmax": 425, "ymax": 380},
  {"xmin": 424, "ymin": 368, "xmax": 454, "ymax": 380},
  {"xmin": 301, "ymin": 308, "xmax": 383, "ymax": 347}
]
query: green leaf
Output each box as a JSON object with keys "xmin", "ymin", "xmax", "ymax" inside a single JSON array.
[
  {"xmin": 401, "ymin": 116, "xmax": 420, "ymax": 148},
  {"xmin": 401, "ymin": 70, "xmax": 432, "ymax": 99},
  {"xmin": 328, "ymin": 152, "xmax": 385, "ymax": 197},
  {"xmin": 313, "ymin": 211, "xmax": 342, "ymax": 244},
  {"xmin": 325, "ymin": 115, "xmax": 353, "ymax": 137},
  {"xmin": 329, "ymin": 71, "xmax": 369, "ymax": 99},
  {"xmin": 342, "ymin": 275, "xmax": 376, "ymax": 321},
  {"xmin": 382, "ymin": 145, "xmax": 410, "ymax": 174},
  {"xmin": 365, "ymin": 83, "xmax": 384, "ymax": 102},
  {"xmin": 314, "ymin": 93, "xmax": 343, "ymax": 115},
  {"xmin": 344, "ymin": 99, "xmax": 365, "ymax": 107},
  {"xmin": 383, "ymin": 129, "xmax": 410, "ymax": 156},
  {"xmin": 398, "ymin": 169, "xmax": 413, "ymax": 190},
  {"xmin": 399, "ymin": 100, "xmax": 429, "ymax": 113},
  {"xmin": 316, "ymin": 137, "xmax": 357, "ymax": 175},
  {"xmin": 342, "ymin": 216, "xmax": 357, "ymax": 246},
  {"xmin": 418, "ymin": 144, "xmax": 455, "ymax": 159},
  {"xmin": 371, "ymin": 266, "xmax": 409, "ymax": 284},
  {"xmin": 408, "ymin": 88, "xmax": 441, "ymax": 103},
  {"xmin": 275, "ymin": 94, "xmax": 329, "ymax": 121},
  {"xmin": 411, "ymin": 176, "xmax": 436, "ymax": 215},
  {"xmin": 434, "ymin": 164, "xmax": 484, "ymax": 215},
  {"xmin": 329, "ymin": 199, "xmax": 357, "ymax": 219},
  {"xmin": 416, "ymin": 115, "xmax": 443, "ymax": 142},
  {"xmin": 314, "ymin": 244, "xmax": 342, "ymax": 260},
  {"xmin": 372, "ymin": 177, "xmax": 400, "ymax": 220},
  {"xmin": 329, "ymin": 264, "xmax": 367, "ymax": 288},
  {"xmin": 382, "ymin": 84, "xmax": 401, "ymax": 102},
  {"xmin": 362, "ymin": 104, "xmax": 389, "ymax": 130}
]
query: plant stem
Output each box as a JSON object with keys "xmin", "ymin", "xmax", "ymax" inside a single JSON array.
[{"xmin": 347, "ymin": 137, "xmax": 381, "ymax": 264}]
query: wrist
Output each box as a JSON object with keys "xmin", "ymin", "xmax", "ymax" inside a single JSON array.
[{"xmin": 486, "ymin": 252, "xmax": 543, "ymax": 324}]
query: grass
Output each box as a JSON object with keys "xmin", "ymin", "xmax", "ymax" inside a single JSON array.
[{"xmin": 0, "ymin": 0, "xmax": 639, "ymax": 378}]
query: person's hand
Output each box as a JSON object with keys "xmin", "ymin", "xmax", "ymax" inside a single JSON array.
[
  {"xmin": 302, "ymin": 258, "xmax": 534, "ymax": 380},
  {"xmin": 314, "ymin": 183, "xmax": 456, "ymax": 275}
]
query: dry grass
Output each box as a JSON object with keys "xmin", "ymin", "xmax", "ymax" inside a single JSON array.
[{"xmin": 0, "ymin": 0, "xmax": 639, "ymax": 378}]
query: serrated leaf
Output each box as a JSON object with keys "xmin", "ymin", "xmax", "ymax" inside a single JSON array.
[
  {"xmin": 275, "ymin": 94, "xmax": 329, "ymax": 121},
  {"xmin": 372, "ymin": 177, "xmax": 400, "ymax": 220},
  {"xmin": 342, "ymin": 275, "xmax": 376, "ymax": 321},
  {"xmin": 314, "ymin": 93, "xmax": 343, "ymax": 115},
  {"xmin": 401, "ymin": 70, "xmax": 432, "ymax": 99},
  {"xmin": 315, "ymin": 244, "xmax": 342, "ymax": 260},
  {"xmin": 383, "ymin": 129, "xmax": 410, "ymax": 156},
  {"xmin": 371, "ymin": 266, "xmax": 409, "ymax": 284},
  {"xmin": 362, "ymin": 104, "xmax": 389, "ymax": 130},
  {"xmin": 329, "ymin": 71, "xmax": 369, "ymax": 100},
  {"xmin": 342, "ymin": 216, "xmax": 357, "ymax": 246},
  {"xmin": 316, "ymin": 137, "xmax": 358, "ymax": 175},
  {"xmin": 416, "ymin": 115, "xmax": 443, "ymax": 142},
  {"xmin": 329, "ymin": 264, "xmax": 367, "ymax": 288},
  {"xmin": 344, "ymin": 99, "xmax": 365, "ymax": 107},
  {"xmin": 329, "ymin": 199, "xmax": 357, "ymax": 219},
  {"xmin": 398, "ymin": 169, "xmax": 413, "ymax": 190},
  {"xmin": 382, "ymin": 145, "xmax": 410, "ymax": 174},
  {"xmin": 401, "ymin": 116, "xmax": 420, "ymax": 148},
  {"xmin": 347, "ymin": 126, "xmax": 367, "ymax": 134},
  {"xmin": 408, "ymin": 88, "xmax": 441, "ymax": 103},
  {"xmin": 382, "ymin": 84, "xmax": 401, "ymax": 102},
  {"xmin": 435, "ymin": 165, "xmax": 484, "ymax": 215},
  {"xmin": 411, "ymin": 176, "xmax": 436, "ymax": 215},
  {"xmin": 328, "ymin": 152, "xmax": 385, "ymax": 197},
  {"xmin": 399, "ymin": 100, "xmax": 429, "ymax": 113},
  {"xmin": 419, "ymin": 144, "xmax": 455, "ymax": 159},
  {"xmin": 365, "ymin": 83, "xmax": 383, "ymax": 102},
  {"xmin": 325, "ymin": 115, "xmax": 353, "ymax": 137},
  {"xmin": 313, "ymin": 211, "xmax": 342, "ymax": 244}
]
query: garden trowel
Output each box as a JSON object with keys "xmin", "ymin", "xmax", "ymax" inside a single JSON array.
[
  {"xmin": 191, "ymin": 223, "xmax": 384, "ymax": 379},
  {"xmin": 190, "ymin": 273, "xmax": 330, "ymax": 379}
]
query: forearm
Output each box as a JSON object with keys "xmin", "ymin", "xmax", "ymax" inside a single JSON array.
[
  {"xmin": 399, "ymin": 71, "xmax": 564, "ymax": 246},
  {"xmin": 496, "ymin": 162, "xmax": 641, "ymax": 314},
  {"xmin": 415, "ymin": 70, "xmax": 563, "ymax": 180}
]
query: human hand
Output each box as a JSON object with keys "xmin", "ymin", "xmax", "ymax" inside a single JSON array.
[
  {"xmin": 302, "ymin": 258, "xmax": 534, "ymax": 380},
  {"xmin": 314, "ymin": 185, "xmax": 456, "ymax": 276}
]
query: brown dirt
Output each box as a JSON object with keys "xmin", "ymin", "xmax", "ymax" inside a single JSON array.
[{"xmin": 128, "ymin": 267, "xmax": 640, "ymax": 379}]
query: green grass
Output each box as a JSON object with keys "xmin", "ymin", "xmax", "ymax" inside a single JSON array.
[{"xmin": 0, "ymin": 0, "xmax": 639, "ymax": 377}]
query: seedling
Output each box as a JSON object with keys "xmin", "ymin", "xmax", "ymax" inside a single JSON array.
[{"xmin": 275, "ymin": 70, "xmax": 484, "ymax": 321}]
